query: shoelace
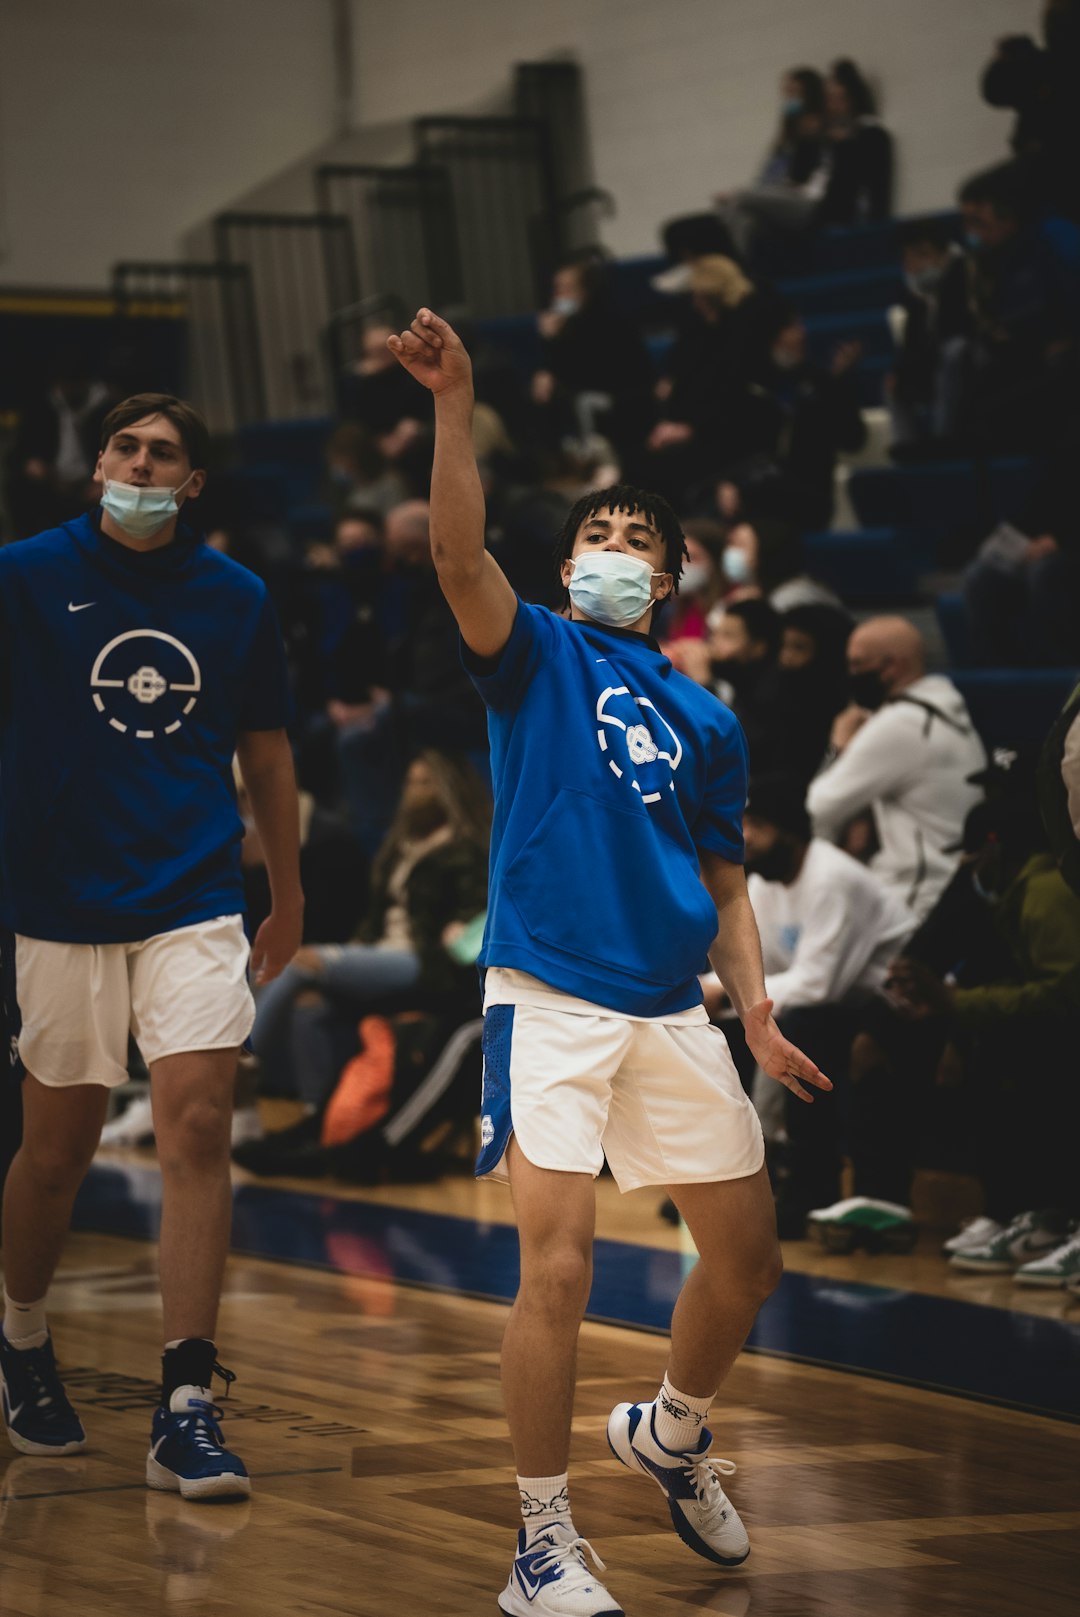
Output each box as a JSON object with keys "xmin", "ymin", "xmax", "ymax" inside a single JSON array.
[
  {"xmin": 530, "ymin": 1533, "xmax": 608, "ymax": 1584},
  {"xmin": 175, "ymin": 1399, "xmax": 228, "ymax": 1455},
  {"xmin": 22, "ymin": 1359, "xmax": 58, "ymax": 1414},
  {"xmin": 684, "ymin": 1452, "xmax": 737, "ymax": 1513}
]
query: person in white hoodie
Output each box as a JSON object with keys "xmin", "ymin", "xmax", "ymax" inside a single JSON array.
[
  {"xmin": 703, "ymin": 775, "xmax": 916, "ymax": 1234},
  {"xmin": 806, "ymin": 617, "xmax": 986, "ymax": 921}
]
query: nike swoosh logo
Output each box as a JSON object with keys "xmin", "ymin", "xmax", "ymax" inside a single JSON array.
[
  {"xmin": 68, "ymin": 601, "xmax": 96, "ymax": 612},
  {"xmin": 151, "ymin": 1435, "xmax": 168, "ymax": 1458}
]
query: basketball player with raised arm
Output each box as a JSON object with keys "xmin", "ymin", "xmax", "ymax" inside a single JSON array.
[
  {"xmin": 0, "ymin": 394, "xmax": 303, "ymax": 1499},
  {"xmin": 388, "ymin": 312, "xmax": 830, "ymax": 1616}
]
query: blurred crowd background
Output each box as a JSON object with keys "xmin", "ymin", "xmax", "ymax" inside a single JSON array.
[{"xmin": 3, "ymin": 1, "xmax": 1079, "ymax": 1279}]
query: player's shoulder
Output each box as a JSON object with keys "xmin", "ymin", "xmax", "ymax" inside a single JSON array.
[
  {"xmin": 191, "ymin": 542, "xmax": 270, "ymax": 602},
  {"xmin": 0, "ymin": 520, "xmax": 82, "ymax": 578}
]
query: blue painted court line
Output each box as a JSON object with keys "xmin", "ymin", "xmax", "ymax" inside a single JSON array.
[{"xmin": 73, "ymin": 1163, "xmax": 1080, "ymax": 1424}]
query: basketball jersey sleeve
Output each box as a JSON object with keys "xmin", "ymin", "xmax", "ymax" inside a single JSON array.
[
  {"xmin": 462, "ymin": 600, "xmax": 562, "ymax": 712},
  {"xmin": 237, "ymin": 590, "xmax": 292, "ymax": 731},
  {"xmin": 691, "ymin": 715, "xmax": 749, "ymax": 863}
]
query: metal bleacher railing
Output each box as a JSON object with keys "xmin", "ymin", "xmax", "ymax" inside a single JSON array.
[
  {"xmin": 111, "ymin": 261, "xmax": 265, "ymax": 435},
  {"xmin": 214, "ymin": 212, "xmax": 360, "ymax": 422},
  {"xmin": 316, "ymin": 163, "xmax": 465, "ymax": 320},
  {"xmin": 414, "ymin": 115, "xmax": 559, "ymax": 318}
]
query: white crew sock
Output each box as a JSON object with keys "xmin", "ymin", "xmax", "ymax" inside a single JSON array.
[
  {"xmin": 3, "ymin": 1289, "xmax": 48, "ymax": 1349},
  {"xmin": 651, "ymin": 1375, "xmax": 713, "ymax": 1452},
  {"xmin": 517, "ymin": 1472, "xmax": 572, "ymax": 1534}
]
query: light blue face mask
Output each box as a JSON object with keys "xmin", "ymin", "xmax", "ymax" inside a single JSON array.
[
  {"xmin": 100, "ymin": 470, "xmax": 196, "ymax": 540},
  {"xmin": 552, "ymin": 296, "xmax": 581, "ymax": 317},
  {"xmin": 568, "ymin": 551, "xmax": 662, "ymax": 628},
  {"xmin": 722, "ymin": 547, "xmax": 753, "ymax": 585}
]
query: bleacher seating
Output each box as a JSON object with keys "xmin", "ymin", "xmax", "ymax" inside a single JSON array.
[
  {"xmin": 953, "ymin": 668, "xmax": 1078, "ymax": 752},
  {"xmin": 802, "ymin": 527, "xmax": 925, "ymax": 600}
]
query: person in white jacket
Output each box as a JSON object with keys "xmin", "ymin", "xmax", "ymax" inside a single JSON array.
[
  {"xmin": 806, "ymin": 617, "xmax": 986, "ymax": 920},
  {"xmin": 704, "ymin": 774, "xmax": 916, "ymax": 1234}
]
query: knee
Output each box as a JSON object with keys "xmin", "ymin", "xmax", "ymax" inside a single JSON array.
[
  {"xmin": 521, "ymin": 1242, "xmax": 592, "ymax": 1317},
  {"xmin": 20, "ymin": 1136, "xmax": 95, "ymax": 1194},
  {"xmin": 157, "ymin": 1096, "xmax": 232, "ymax": 1172}
]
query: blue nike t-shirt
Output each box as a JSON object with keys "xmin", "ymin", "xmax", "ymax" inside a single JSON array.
[
  {"xmin": 465, "ymin": 601, "xmax": 748, "ymax": 1016},
  {"xmin": 0, "ymin": 511, "xmax": 290, "ymax": 943}
]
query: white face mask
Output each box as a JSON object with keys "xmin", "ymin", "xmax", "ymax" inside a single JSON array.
[
  {"xmin": 679, "ymin": 560, "xmax": 711, "ymax": 596},
  {"xmin": 568, "ymin": 551, "xmax": 663, "ymax": 629},
  {"xmin": 722, "ymin": 547, "xmax": 753, "ymax": 585},
  {"xmin": 100, "ymin": 469, "xmax": 197, "ymax": 540}
]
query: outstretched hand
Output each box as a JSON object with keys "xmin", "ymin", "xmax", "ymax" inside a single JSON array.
[
  {"xmin": 743, "ymin": 998, "xmax": 833, "ymax": 1105},
  {"xmin": 386, "ymin": 308, "xmax": 472, "ymax": 397}
]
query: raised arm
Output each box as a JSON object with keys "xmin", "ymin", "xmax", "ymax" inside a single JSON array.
[{"xmin": 388, "ymin": 309, "xmax": 518, "ymax": 658}]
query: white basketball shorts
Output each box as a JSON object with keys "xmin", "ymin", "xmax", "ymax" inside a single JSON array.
[
  {"xmin": 476, "ymin": 969, "xmax": 765, "ymax": 1192},
  {"xmin": 9, "ymin": 915, "xmax": 255, "ymax": 1088}
]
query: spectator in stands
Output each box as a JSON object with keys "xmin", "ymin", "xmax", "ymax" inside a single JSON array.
[
  {"xmin": 325, "ymin": 421, "xmax": 407, "ymax": 517},
  {"xmin": 980, "ymin": 0, "xmax": 1080, "ymax": 221},
  {"xmin": 5, "ymin": 354, "xmax": 112, "ymax": 539},
  {"xmin": 333, "ymin": 499, "xmax": 487, "ymax": 854},
  {"xmin": 660, "ymin": 520, "xmax": 726, "ymax": 646},
  {"xmin": 530, "ymin": 252, "xmax": 653, "ymax": 465},
  {"xmin": 714, "ymin": 68, "xmax": 830, "ymax": 263},
  {"xmin": 806, "ymin": 616, "xmax": 986, "ymax": 919},
  {"xmin": 722, "ymin": 311, "xmax": 865, "ymax": 530},
  {"xmin": 249, "ymin": 751, "xmax": 489, "ymax": 1109},
  {"xmin": 495, "ymin": 441, "xmax": 613, "ymax": 609},
  {"xmin": 886, "ymin": 217, "xmax": 968, "ymax": 455},
  {"xmin": 647, "ymin": 256, "xmax": 780, "ymax": 501},
  {"xmin": 850, "ymin": 790, "xmax": 1080, "ymax": 1278},
  {"xmin": 936, "ymin": 163, "xmax": 1078, "ymax": 450},
  {"xmin": 343, "ymin": 320, "xmax": 433, "ymax": 445},
  {"xmin": 718, "ymin": 516, "xmax": 843, "ymax": 611},
  {"xmin": 818, "ymin": 59, "xmax": 894, "ymax": 225},
  {"xmin": 703, "ymin": 775, "xmax": 914, "ymax": 1233},
  {"xmin": 961, "ymin": 452, "xmax": 1080, "ymax": 666},
  {"xmin": 775, "ymin": 602, "xmax": 855, "ymax": 783},
  {"xmin": 701, "ymin": 597, "xmax": 786, "ymax": 768}
]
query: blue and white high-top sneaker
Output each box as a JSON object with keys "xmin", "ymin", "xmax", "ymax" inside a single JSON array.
[
  {"xmin": 607, "ymin": 1401, "xmax": 750, "ymax": 1567},
  {"xmin": 147, "ymin": 1386, "xmax": 250, "ymax": 1501},
  {"xmin": 0, "ymin": 1330, "xmax": 86, "ymax": 1455},
  {"xmin": 498, "ymin": 1521, "xmax": 624, "ymax": 1616}
]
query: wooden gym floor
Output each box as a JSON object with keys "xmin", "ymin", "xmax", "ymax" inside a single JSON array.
[{"xmin": 1, "ymin": 1149, "xmax": 1078, "ymax": 1616}]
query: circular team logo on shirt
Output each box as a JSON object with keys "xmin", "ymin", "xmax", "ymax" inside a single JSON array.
[
  {"xmin": 595, "ymin": 684, "xmax": 683, "ymax": 803},
  {"xmin": 89, "ymin": 629, "xmax": 202, "ymax": 739}
]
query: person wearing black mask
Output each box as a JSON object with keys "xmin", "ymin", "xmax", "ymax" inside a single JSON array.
[
  {"xmin": 706, "ymin": 598, "xmax": 785, "ymax": 769},
  {"xmin": 807, "ymin": 616, "xmax": 985, "ymax": 920},
  {"xmin": 773, "ymin": 603, "xmax": 854, "ymax": 784}
]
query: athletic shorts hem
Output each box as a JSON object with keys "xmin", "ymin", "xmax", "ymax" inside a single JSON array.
[
  {"xmin": 142, "ymin": 1035, "xmax": 252, "ymax": 1068},
  {"xmin": 22, "ymin": 1061, "xmax": 128, "ymax": 1090},
  {"xmin": 615, "ymin": 1150, "xmax": 766, "ymax": 1195}
]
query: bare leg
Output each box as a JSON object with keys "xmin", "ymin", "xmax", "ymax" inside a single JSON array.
[
  {"xmin": 2, "ymin": 1076, "xmax": 109, "ymax": 1301},
  {"xmin": 501, "ymin": 1139, "xmax": 595, "ymax": 1476},
  {"xmin": 151, "ymin": 1048, "xmax": 238, "ymax": 1344},
  {"xmin": 665, "ymin": 1166, "xmax": 782, "ymax": 1397}
]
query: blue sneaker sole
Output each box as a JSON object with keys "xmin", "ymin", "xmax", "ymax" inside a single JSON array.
[
  {"xmin": 606, "ymin": 1408, "xmax": 750, "ymax": 1569},
  {"xmin": 146, "ymin": 1452, "xmax": 251, "ymax": 1500}
]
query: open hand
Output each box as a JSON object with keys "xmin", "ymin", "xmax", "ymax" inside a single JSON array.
[
  {"xmin": 251, "ymin": 906, "xmax": 305, "ymax": 985},
  {"xmin": 387, "ymin": 309, "xmax": 472, "ymax": 397},
  {"xmin": 743, "ymin": 998, "xmax": 832, "ymax": 1104}
]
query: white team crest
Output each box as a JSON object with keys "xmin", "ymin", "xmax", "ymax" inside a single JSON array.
[
  {"xmin": 595, "ymin": 685, "xmax": 683, "ymax": 804},
  {"xmin": 480, "ymin": 1114, "xmax": 495, "ymax": 1148},
  {"xmin": 89, "ymin": 629, "xmax": 202, "ymax": 740}
]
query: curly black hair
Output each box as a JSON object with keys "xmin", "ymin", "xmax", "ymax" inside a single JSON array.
[{"xmin": 552, "ymin": 483, "xmax": 687, "ymax": 599}]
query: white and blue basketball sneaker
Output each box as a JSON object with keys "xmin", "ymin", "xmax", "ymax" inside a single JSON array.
[
  {"xmin": 607, "ymin": 1401, "xmax": 750, "ymax": 1567},
  {"xmin": 147, "ymin": 1388, "xmax": 250, "ymax": 1501},
  {"xmin": 498, "ymin": 1521, "xmax": 623, "ymax": 1616},
  {"xmin": 0, "ymin": 1329, "xmax": 86, "ymax": 1455}
]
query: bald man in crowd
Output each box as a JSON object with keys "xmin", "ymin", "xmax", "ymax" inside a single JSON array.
[{"xmin": 806, "ymin": 616, "xmax": 986, "ymax": 919}]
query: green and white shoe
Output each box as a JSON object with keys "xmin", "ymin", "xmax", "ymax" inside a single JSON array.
[
  {"xmin": 806, "ymin": 1196, "xmax": 917, "ymax": 1254},
  {"xmin": 1014, "ymin": 1230, "xmax": 1080, "ymax": 1288}
]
